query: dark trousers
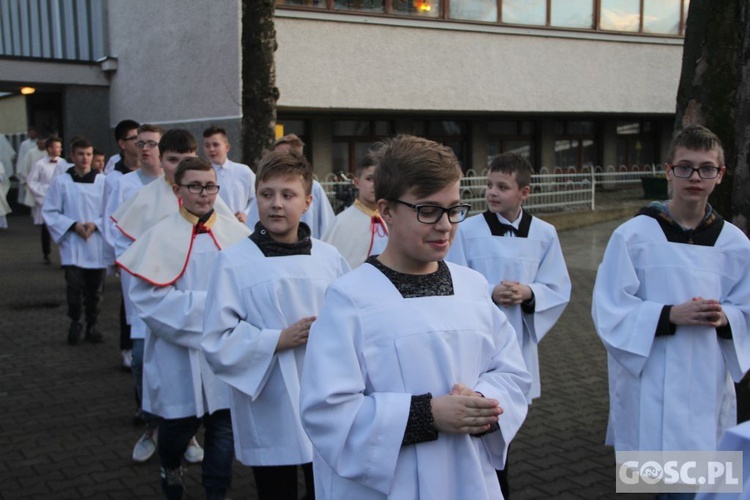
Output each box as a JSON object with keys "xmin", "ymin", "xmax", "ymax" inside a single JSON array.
[
  {"xmin": 119, "ymin": 298, "xmax": 133, "ymax": 351},
  {"xmin": 41, "ymin": 224, "xmax": 51, "ymax": 257},
  {"xmin": 252, "ymin": 462, "xmax": 314, "ymax": 500},
  {"xmin": 64, "ymin": 266, "xmax": 106, "ymax": 325},
  {"xmin": 158, "ymin": 409, "xmax": 234, "ymax": 495}
]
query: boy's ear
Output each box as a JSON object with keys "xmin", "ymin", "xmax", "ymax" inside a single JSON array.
[
  {"xmin": 377, "ymin": 199, "xmax": 392, "ymax": 222},
  {"xmin": 303, "ymin": 193, "xmax": 313, "ymax": 213},
  {"xmin": 520, "ymin": 184, "xmax": 531, "ymax": 201},
  {"xmin": 716, "ymin": 166, "xmax": 726, "ymax": 185},
  {"xmin": 172, "ymin": 184, "xmax": 181, "ymax": 197}
]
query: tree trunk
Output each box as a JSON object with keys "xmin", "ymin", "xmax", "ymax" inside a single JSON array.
[
  {"xmin": 241, "ymin": 0, "xmax": 279, "ymax": 169},
  {"xmin": 674, "ymin": 0, "xmax": 743, "ymax": 227},
  {"xmin": 675, "ymin": 0, "xmax": 750, "ymax": 424}
]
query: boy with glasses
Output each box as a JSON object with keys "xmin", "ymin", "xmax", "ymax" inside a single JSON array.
[
  {"xmin": 592, "ymin": 125, "xmax": 750, "ymax": 460},
  {"xmin": 299, "ymin": 135, "xmax": 530, "ymax": 499},
  {"xmin": 118, "ymin": 157, "xmax": 250, "ymax": 500}
]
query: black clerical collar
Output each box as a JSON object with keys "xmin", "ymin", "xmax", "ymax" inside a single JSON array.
[
  {"xmin": 638, "ymin": 204, "xmax": 724, "ymax": 246},
  {"xmin": 249, "ymin": 222, "xmax": 312, "ymax": 257},
  {"xmin": 482, "ymin": 210, "xmax": 532, "ymax": 238},
  {"xmin": 66, "ymin": 166, "xmax": 98, "ymax": 183}
]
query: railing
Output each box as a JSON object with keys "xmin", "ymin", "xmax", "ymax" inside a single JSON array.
[{"xmin": 319, "ymin": 164, "xmax": 664, "ymax": 215}]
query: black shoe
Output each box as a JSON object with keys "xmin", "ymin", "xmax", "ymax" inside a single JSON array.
[
  {"xmin": 160, "ymin": 466, "xmax": 185, "ymax": 500},
  {"xmin": 133, "ymin": 408, "xmax": 148, "ymax": 426},
  {"xmin": 68, "ymin": 322, "xmax": 83, "ymax": 345},
  {"xmin": 85, "ymin": 324, "xmax": 103, "ymax": 343},
  {"xmin": 43, "ymin": 255, "xmax": 51, "ymax": 265}
]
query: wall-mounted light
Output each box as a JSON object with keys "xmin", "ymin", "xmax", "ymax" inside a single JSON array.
[
  {"xmin": 20, "ymin": 87, "xmax": 35, "ymax": 95},
  {"xmin": 97, "ymin": 56, "xmax": 118, "ymax": 73}
]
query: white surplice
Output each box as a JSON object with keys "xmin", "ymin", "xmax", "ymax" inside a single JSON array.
[
  {"xmin": 202, "ymin": 238, "xmax": 350, "ymax": 466},
  {"xmin": 18, "ymin": 147, "xmax": 47, "ymax": 207},
  {"xmin": 322, "ymin": 200, "xmax": 389, "ymax": 268},
  {"xmin": 27, "ymin": 156, "xmax": 60, "ymax": 225},
  {"xmin": 0, "ymin": 161, "xmax": 11, "ymax": 226},
  {"xmin": 299, "ymin": 261, "xmax": 531, "ymax": 500},
  {"xmin": 213, "ymin": 159, "xmax": 255, "ymax": 216},
  {"xmin": 247, "ymin": 180, "xmax": 334, "ymax": 239},
  {"xmin": 122, "ymin": 208, "xmax": 250, "ymax": 419},
  {"xmin": 41, "ymin": 171, "xmax": 107, "ymax": 268},
  {"xmin": 592, "ymin": 213, "xmax": 750, "ymax": 452},
  {"xmin": 448, "ymin": 211, "xmax": 571, "ymax": 402}
]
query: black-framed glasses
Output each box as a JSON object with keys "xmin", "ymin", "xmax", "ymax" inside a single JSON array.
[
  {"xmin": 394, "ymin": 199, "xmax": 471, "ymax": 224},
  {"xmin": 668, "ymin": 163, "xmax": 721, "ymax": 179},
  {"xmin": 179, "ymin": 184, "xmax": 220, "ymax": 195},
  {"xmin": 135, "ymin": 140, "xmax": 159, "ymax": 149}
]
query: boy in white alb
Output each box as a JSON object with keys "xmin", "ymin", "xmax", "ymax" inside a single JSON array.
[
  {"xmin": 0, "ymin": 160, "xmax": 10, "ymax": 229},
  {"xmin": 118, "ymin": 157, "xmax": 250, "ymax": 500},
  {"xmin": 592, "ymin": 126, "xmax": 750, "ymax": 464},
  {"xmin": 42, "ymin": 138, "xmax": 107, "ymax": 344},
  {"xmin": 28, "ymin": 136, "xmax": 64, "ymax": 264},
  {"xmin": 300, "ymin": 135, "xmax": 531, "ymax": 500},
  {"xmin": 247, "ymin": 134, "xmax": 335, "ymax": 238},
  {"xmin": 202, "ymin": 151, "xmax": 350, "ymax": 500},
  {"xmin": 447, "ymin": 152, "xmax": 571, "ymax": 496},
  {"xmin": 202, "ymin": 125, "xmax": 255, "ymax": 223},
  {"xmin": 17, "ymin": 133, "xmax": 47, "ymax": 207},
  {"xmin": 323, "ymin": 154, "xmax": 388, "ymax": 268}
]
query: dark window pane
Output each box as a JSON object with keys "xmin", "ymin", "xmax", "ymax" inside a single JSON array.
[
  {"xmin": 334, "ymin": 0, "xmax": 385, "ymax": 12},
  {"xmin": 582, "ymin": 139, "xmax": 596, "ymax": 167},
  {"xmin": 600, "ymin": 0, "xmax": 640, "ymax": 32},
  {"xmin": 502, "ymin": 0, "xmax": 546, "ymax": 25},
  {"xmin": 353, "ymin": 142, "xmax": 374, "ymax": 169},
  {"xmin": 487, "ymin": 121, "xmax": 518, "ymax": 136},
  {"xmin": 519, "ymin": 121, "xmax": 535, "ymax": 135},
  {"xmin": 504, "ymin": 140, "xmax": 533, "ymax": 159},
  {"xmin": 567, "ymin": 121, "xmax": 594, "ymax": 135},
  {"xmin": 450, "ymin": 0, "xmax": 497, "ymax": 22},
  {"xmin": 393, "ymin": 0, "xmax": 440, "ymax": 18},
  {"xmin": 550, "ymin": 0, "xmax": 594, "ymax": 28},
  {"xmin": 555, "ymin": 139, "xmax": 579, "ymax": 167},
  {"xmin": 373, "ymin": 120, "xmax": 392, "ymax": 136},
  {"xmin": 554, "ymin": 121, "xmax": 565, "ymax": 135},
  {"xmin": 282, "ymin": 120, "xmax": 306, "ymax": 137},
  {"xmin": 643, "ymin": 0, "xmax": 680, "ymax": 34},
  {"xmin": 617, "ymin": 137, "xmax": 628, "ymax": 165},
  {"xmin": 333, "ymin": 120, "xmax": 371, "ymax": 136},
  {"xmin": 427, "ymin": 120, "xmax": 465, "ymax": 135},
  {"xmin": 277, "ymin": 0, "xmax": 326, "ymax": 7},
  {"xmin": 332, "ymin": 142, "xmax": 350, "ymax": 173},
  {"xmin": 413, "ymin": 121, "xmax": 426, "ymax": 136}
]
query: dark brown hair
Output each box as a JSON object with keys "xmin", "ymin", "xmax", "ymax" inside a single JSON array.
[
  {"xmin": 488, "ymin": 152, "xmax": 533, "ymax": 188},
  {"xmin": 667, "ymin": 125, "xmax": 725, "ymax": 166},
  {"xmin": 174, "ymin": 156, "xmax": 214, "ymax": 186}
]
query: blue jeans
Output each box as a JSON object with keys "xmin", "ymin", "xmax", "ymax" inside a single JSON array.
[
  {"xmin": 131, "ymin": 339, "xmax": 158, "ymax": 427},
  {"xmin": 158, "ymin": 409, "xmax": 234, "ymax": 495}
]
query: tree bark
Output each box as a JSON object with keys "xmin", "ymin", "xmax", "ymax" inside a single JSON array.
[
  {"xmin": 674, "ymin": 0, "xmax": 742, "ymax": 227},
  {"xmin": 241, "ymin": 0, "xmax": 279, "ymax": 169}
]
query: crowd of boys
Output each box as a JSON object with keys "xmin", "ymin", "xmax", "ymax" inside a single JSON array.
[{"xmin": 6, "ymin": 121, "xmax": 748, "ymax": 499}]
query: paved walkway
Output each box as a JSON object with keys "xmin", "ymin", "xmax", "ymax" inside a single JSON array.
[{"xmin": 0, "ymin": 211, "xmax": 642, "ymax": 499}]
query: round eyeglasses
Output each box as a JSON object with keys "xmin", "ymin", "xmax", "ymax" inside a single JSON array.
[
  {"xmin": 668, "ymin": 164, "xmax": 721, "ymax": 179},
  {"xmin": 394, "ymin": 199, "xmax": 471, "ymax": 224}
]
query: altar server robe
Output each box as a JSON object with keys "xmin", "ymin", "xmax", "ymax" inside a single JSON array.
[
  {"xmin": 42, "ymin": 170, "xmax": 107, "ymax": 268},
  {"xmin": 28, "ymin": 156, "xmax": 60, "ymax": 224},
  {"xmin": 592, "ymin": 212, "xmax": 750, "ymax": 452},
  {"xmin": 448, "ymin": 210, "xmax": 571, "ymax": 402},
  {"xmin": 247, "ymin": 180, "xmax": 334, "ymax": 239},
  {"xmin": 202, "ymin": 238, "xmax": 349, "ymax": 466},
  {"xmin": 323, "ymin": 200, "xmax": 389, "ymax": 268},
  {"xmin": 212, "ymin": 159, "xmax": 255, "ymax": 216},
  {"xmin": 18, "ymin": 147, "xmax": 46, "ymax": 207},
  {"xmin": 0, "ymin": 161, "xmax": 11, "ymax": 226},
  {"xmin": 300, "ymin": 261, "xmax": 531, "ymax": 500},
  {"xmin": 120, "ymin": 209, "xmax": 250, "ymax": 419}
]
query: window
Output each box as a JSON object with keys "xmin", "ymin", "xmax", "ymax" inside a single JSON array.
[
  {"xmin": 278, "ymin": 0, "xmax": 690, "ymax": 36},
  {"xmin": 554, "ymin": 120, "xmax": 597, "ymax": 169},
  {"xmin": 487, "ymin": 120, "xmax": 536, "ymax": 167},
  {"xmin": 616, "ymin": 121, "xmax": 656, "ymax": 167},
  {"xmin": 332, "ymin": 119, "xmax": 393, "ymax": 174},
  {"xmin": 414, "ymin": 120, "xmax": 469, "ymax": 171},
  {"xmin": 450, "ymin": 0, "xmax": 497, "ymax": 22},
  {"xmin": 335, "ymin": 0, "xmax": 385, "ymax": 13},
  {"xmin": 276, "ymin": 119, "xmax": 310, "ymax": 159}
]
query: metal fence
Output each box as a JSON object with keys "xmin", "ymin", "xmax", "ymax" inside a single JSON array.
[{"xmin": 318, "ymin": 164, "xmax": 665, "ymax": 215}]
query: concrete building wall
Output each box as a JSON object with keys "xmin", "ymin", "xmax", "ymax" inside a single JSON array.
[
  {"xmin": 275, "ymin": 14, "xmax": 683, "ymax": 114},
  {"xmin": 63, "ymin": 86, "xmax": 111, "ymax": 156},
  {"xmin": 106, "ymin": 0, "xmax": 242, "ymax": 128}
]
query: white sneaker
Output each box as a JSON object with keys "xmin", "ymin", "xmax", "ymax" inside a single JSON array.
[
  {"xmin": 132, "ymin": 427, "xmax": 158, "ymax": 463},
  {"xmin": 183, "ymin": 436, "xmax": 204, "ymax": 463},
  {"xmin": 121, "ymin": 350, "xmax": 132, "ymax": 371}
]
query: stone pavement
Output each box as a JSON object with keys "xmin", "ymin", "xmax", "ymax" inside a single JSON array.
[{"xmin": 0, "ymin": 211, "xmax": 644, "ymax": 499}]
